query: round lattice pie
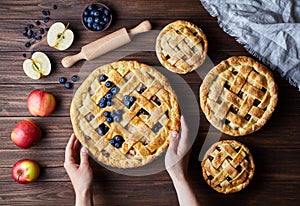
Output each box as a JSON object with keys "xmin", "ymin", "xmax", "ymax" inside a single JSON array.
[
  {"xmin": 200, "ymin": 56, "xmax": 278, "ymax": 136},
  {"xmin": 201, "ymin": 140, "xmax": 255, "ymax": 194},
  {"xmin": 70, "ymin": 61, "xmax": 180, "ymax": 168},
  {"xmin": 156, "ymin": 20, "xmax": 208, "ymax": 74}
]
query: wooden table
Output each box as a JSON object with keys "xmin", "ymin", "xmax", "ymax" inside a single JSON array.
[{"xmin": 1, "ymin": 0, "xmax": 299, "ymax": 205}]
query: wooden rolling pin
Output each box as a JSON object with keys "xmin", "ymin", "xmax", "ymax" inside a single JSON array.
[{"xmin": 62, "ymin": 20, "xmax": 152, "ymax": 68}]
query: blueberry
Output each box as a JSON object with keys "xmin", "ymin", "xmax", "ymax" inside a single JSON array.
[
  {"xmin": 96, "ymin": 127, "xmax": 104, "ymax": 136},
  {"xmin": 94, "ymin": 11, "xmax": 100, "ymax": 17},
  {"xmin": 99, "ymin": 74, "xmax": 108, "ymax": 82},
  {"xmin": 87, "ymin": 22, "xmax": 92, "ymax": 29},
  {"xmin": 36, "ymin": 20, "xmax": 41, "ymax": 26},
  {"xmin": 114, "ymin": 142, "xmax": 121, "ymax": 148},
  {"xmin": 22, "ymin": 53, "xmax": 26, "ymax": 58},
  {"xmin": 98, "ymin": 7, "xmax": 104, "ymax": 12},
  {"xmin": 105, "ymin": 92, "xmax": 112, "ymax": 100},
  {"xmin": 103, "ymin": 17, "xmax": 109, "ymax": 23},
  {"xmin": 27, "ymin": 24, "xmax": 34, "ymax": 29},
  {"xmin": 105, "ymin": 81, "xmax": 113, "ymax": 88},
  {"xmin": 45, "ymin": 28, "xmax": 49, "ymax": 31},
  {"xmin": 88, "ymin": 5, "xmax": 94, "ymax": 10},
  {"xmin": 104, "ymin": 9, "xmax": 110, "ymax": 16},
  {"xmin": 109, "ymin": 139, "xmax": 115, "ymax": 145},
  {"xmin": 87, "ymin": 16, "xmax": 93, "ymax": 23},
  {"xmin": 64, "ymin": 82, "xmax": 72, "ymax": 89},
  {"xmin": 42, "ymin": 10, "xmax": 48, "ymax": 16},
  {"xmin": 100, "ymin": 97, "xmax": 106, "ymax": 103},
  {"xmin": 90, "ymin": 10, "xmax": 95, "ymax": 16},
  {"xmin": 94, "ymin": 17, "xmax": 100, "ymax": 23},
  {"xmin": 115, "ymin": 109, "xmax": 122, "ymax": 116},
  {"xmin": 103, "ymin": 111, "xmax": 110, "ymax": 117},
  {"xmin": 71, "ymin": 75, "xmax": 78, "ymax": 82},
  {"xmin": 59, "ymin": 77, "xmax": 67, "ymax": 84},
  {"xmin": 124, "ymin": 100, "xmax": 130, "ymax": 107},
  {"xmin": 115, "ymin": 135, "xmax": 122, "ymax": 142},
  {"xmin": 106, "ymin": 117, "xmax": 113, "ymax": 123},
  {"xmin": 83, "ymin": 10, "xmax": 89, "ymax": 16},
  {"xmin": 25, "ymin": 42, "xmax": 31, "ymax": 47},
  {"xmin": 113, "ymin": 115, "xmax": 121, "ymax": 122},
  {"xmin": 83, "ymin": 17, "xmax": 88, "ymax": 23},
  {"xmin": 124, "ymin": 95, "xmax": 130, "ymax": 101},
  {"xmin": 39, "ymin": 28, "xmax": 45, "ymax": 34},
  {"xmin": 96, "ymin": 25, "xmax": 103, "ymax": 31},
  {"xmin": 44, "ymin": 17, "xmax": 50, "ymax": 23},
  {"xmin": 106, "ymin": 100, "xmax": 112, "ymax": 106},
  {"xmin": 35, "ymin": 36, "xmax": 42, "ymax": 40},
  {"xmin": 92, "ymin": 23, "xmax": 99, "ymax": 30},
  {"xmin": 53, "ymin": 5, "xmax": 58, "ymax": 10},
  {"xmin": 129, "ymin": 96, "xmax": 136, "ymax": 103},
  {"xmin": 110, "ymin": 86, "xmax": 119, "ymax": 94},
  {"xmin": 99, "ymin": 102, "xmax": 106, "ymax": 108}
]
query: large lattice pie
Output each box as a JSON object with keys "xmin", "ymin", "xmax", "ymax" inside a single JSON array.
[
  {"xmin": 202, "ymin": 140, "xmax": 255, "ymax": 194},
  {"xmin": 70, "ymin": 61, "xmax": 180, "ymax": 168},
  {"xmin": 156, "ymin": 20, "xmax": 208, "ymax": 74},
  {"xmin": 200, "ymin": 56, "xmax": 278, "ymax": 136}
]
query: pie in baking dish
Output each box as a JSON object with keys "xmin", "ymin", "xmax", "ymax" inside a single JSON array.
[
  {"xmin": 200, "ymin": 56, "xmax": 278, "ymax": 136},
  {"xmin": 156, "ymin": 20, "xmax": 208, "ymax": 74},
  {"xmin": 201, "ymin": 140, "xmax": 255, "ymax": 194},
  {"xmin": 70, "ymin": 61, "xmax": 180, "ymax": 168}
]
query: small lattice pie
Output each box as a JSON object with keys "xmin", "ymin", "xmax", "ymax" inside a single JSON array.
[
  {"xmin": 156, "ymin": 20, "xmax": 208, "ymax": 74},
  {"xmin": 201, "ymin": 140, "xmax": 255, "ymax": 194},
  {"xmin": 70, "ymin": 61, "xmax": 180, "ymax": 168},
  {"xmin": 200, "ymin": 56, "xmax": 278, "ymax": 136}
]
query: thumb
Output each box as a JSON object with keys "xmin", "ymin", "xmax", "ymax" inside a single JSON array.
[
  {"xmin": 167, "ymin": 131, "xmax": 179, "ymax": 155},
  {"xmin": 80, "ymin": 147, "xmax": 90, "ymax": 166}
]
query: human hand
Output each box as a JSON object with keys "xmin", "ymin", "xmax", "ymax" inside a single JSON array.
[
  {"xmin": 165, "ymin": 116, "xmax": 191, "ymax": 181},
  {"xmin": 64, "ymin": 134, "xmax": 93, "ymax": 205}
]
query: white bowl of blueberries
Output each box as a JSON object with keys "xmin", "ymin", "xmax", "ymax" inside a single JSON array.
[{"xmin": 82, "ymin": 3, "xmax": 112, "ymax": 32}]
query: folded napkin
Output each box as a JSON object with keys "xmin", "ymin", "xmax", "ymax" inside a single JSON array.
[{"xmin": 200, "ymin": 0, "xmax": 300, "ymax": 90}]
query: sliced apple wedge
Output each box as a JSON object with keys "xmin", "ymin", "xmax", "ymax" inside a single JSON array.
[
  {"xmin": 23, "ymin": 52, "xmax": 51, "ymax": 80},
  {"xmin": 47, "ymin": 22, "xmax": 74, "ymax": 51}
]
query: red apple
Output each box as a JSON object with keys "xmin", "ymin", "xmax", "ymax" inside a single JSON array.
[
  {"xmin": 12, "ymin": 159, "xmax": 40, "ymax": 184},
  {"xmin": 11, "ymin": 119, "xmax": 41, "ymax": 149},
  {"xmin": 27, "ymin": 89, "xmax": 56, "ymax": 117}
]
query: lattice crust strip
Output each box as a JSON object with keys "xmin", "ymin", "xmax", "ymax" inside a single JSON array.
[
  {"xmin": 202, "ymin": 140, "xmax": 255, "ymax": 194},
  {"xmin": 200, "ymin": 56, "xmax": 278, "ymax": 136},
  {"xmin": 156, "ymin": 20, "xmax": 208, "ymax": 74},
  {"xmin": 70, "ymin": 61, "xmax": 180, "ymax": 168}
]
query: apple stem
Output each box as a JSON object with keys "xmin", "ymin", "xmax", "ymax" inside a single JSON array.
[{"xmin": 17, "ymin": 171, "xmax": 23, "ymax": 182}]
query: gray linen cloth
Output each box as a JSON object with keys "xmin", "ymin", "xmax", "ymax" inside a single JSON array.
[{"xmin": 200, "ymin": 0, "xmax": 300, "ymax": 90}]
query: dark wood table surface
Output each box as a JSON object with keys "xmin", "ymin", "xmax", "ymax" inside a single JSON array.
[{"xmin": 0, "ymin": 0, "xmax": 299, "ymax": 205}]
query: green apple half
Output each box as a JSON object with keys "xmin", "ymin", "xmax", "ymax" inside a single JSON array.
[
  {"xmin": 47, "ymin": 22, "xmax": 74, "ymax": 50},
  {"xmin": 23, "ymin": 52, "xmax": 51, "ymax": 80}
]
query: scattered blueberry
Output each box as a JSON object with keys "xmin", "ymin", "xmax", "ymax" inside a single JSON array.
[
  {"xmin": 96, "ymin": 127, "xmax": 104, "ymax": 136},
  {"xmin": 22, "ymin": 53, "xmax": 26, "ymax": 58},
  {"xmin": 106, "ymin": 117, "xmax": 113, "ymax": 123},
  {"xmin": 42, "ymin": 10, "xmax": 48, "ymax": 16},
  {"xmin": 25, "ymin": 42, "xmax": 31, "ymax": 47},
  {"xmin": 53, "ymin": 5, "xmax": 58, "ymax": 10},
  {"xmin": 27, "ymin": 24, "xmax": 34, "ymax": 29},
  {"xmin": 99, "ymin": 74, "xmax": 108, "ymax": 82},
  {"xmin": 71, "ymin": 75, "xmax": 78, "ymax": 82},
  {"xmin": 115, "ymin": 135, "xmax": 122, "ymax": 142},
  {"xmin": 124, "ymin": 100, "xmax": 130, "ymax": 107},
  {"xmin": 35, "ymin": 36, "xmax": 42, "ymax": 40},
  {"xmin": 64, "ymin": 82, "xmax": 72, "ymax": 89},
  {"xmin": 124, "ymin": 95, "xmax": 130, "ymax": 101},
  {"xmin": 45, "ymin": 27, "xmax": 49, "ymax": 31},
  {"xmin": 36, "ymin": 21, "xmax": 41, "ymax": 26},
  {"xmin": 105, "ymin": 81, "xmax": 113, "ymax": 88},
  {"xmin": 44, "ymin": 17, "xmax": 50, "ymax": 23},
  {"xmin": 39, "ymin": 28, "xmax": 45, "ymax": 34},
  {"xmin": 59, "ymin": 77, "xmax": 67, "ymax": 84}
]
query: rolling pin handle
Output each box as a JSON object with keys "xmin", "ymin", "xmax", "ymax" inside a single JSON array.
[
  {"xmin": 61, "ymin": 52, "xmax": 86, "ymax": 68},
  {"xmin": 129, "ymin": 20, "xmax": 152, "ymax": 36}
]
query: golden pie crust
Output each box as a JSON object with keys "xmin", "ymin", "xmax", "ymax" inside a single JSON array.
[
  {"xmin": 70, "ymin": 61, "xmax": 180, "ymax": 168},
  {"xmin": 156, "ymin": 20, "xmax": 208, "ymax": 74},
  {"xmin": 200, "ymin": 56, "xmax": 278, "ymax": 136},
  {"xmin": 201, "ymin": 140, "xmax": 255, "ymax": 194}
]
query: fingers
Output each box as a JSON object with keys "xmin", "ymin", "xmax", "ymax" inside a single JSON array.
[
  {"xmin": 65, "ymin": 133, "xmax": 77, "ymax": 164},
  {"xmin": 80, "ymin": 147, "xmax": 90, "ymax": 166},
  {"xmin": 167, "ymin": 131, "xmax": 180, "ymax": 155},
  {"xmin": 178, "ymin": 116, "xmax": 190, "ymax": 154}
]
